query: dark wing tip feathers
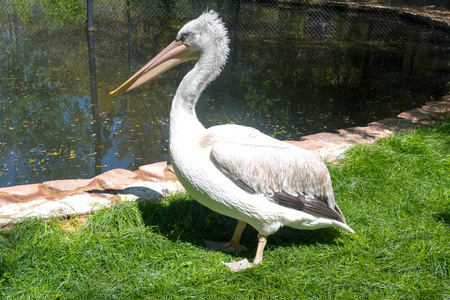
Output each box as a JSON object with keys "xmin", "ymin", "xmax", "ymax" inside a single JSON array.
[{"xmin": 271, "ymin": 192, "xmax": 346, "ymax": 223}]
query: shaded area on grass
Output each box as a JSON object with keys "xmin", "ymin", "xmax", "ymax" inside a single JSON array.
[
  {"xmin": 138, "ymin": 193, "xmax": 343, "ymax": 249},
  {"xmin": 0, "ymin": 121, "xmax": 448, "ymax": 299}
]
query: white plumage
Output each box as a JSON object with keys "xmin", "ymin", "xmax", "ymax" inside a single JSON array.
[{"xmin": 110, "ymin": 11, "xmax": 354, "ymax": 271}]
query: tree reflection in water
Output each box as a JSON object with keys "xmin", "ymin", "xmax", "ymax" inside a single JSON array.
[{"xmin": 0, "ymin": 3, "xmax": 448, "ymax": 187}]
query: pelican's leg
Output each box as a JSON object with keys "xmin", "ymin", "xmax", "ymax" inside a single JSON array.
[
  {"xmin": 204, "ymin": 220, "xmax": 247, "ymax": 252},
  {"xmin": 222, "ymin": 233, "xmax": 268, "ymax": 272},
  {"xmin": 220, "ymin": 219, "xmax": 247, "ymax": 252},
  {"xmin": 253, "ymin": 234, "xmax": 267, "ymax": 264}
]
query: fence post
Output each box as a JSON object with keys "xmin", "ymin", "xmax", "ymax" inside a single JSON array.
[{"xmin": 87, "ymin": 0, "xmax": 94, "ymax": 31}]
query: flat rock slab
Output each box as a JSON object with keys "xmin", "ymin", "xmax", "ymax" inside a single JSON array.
[
  {"xmin": 14, "ymin": 193, "xmax": 112, "ymax": 219},
  {"xmin": 284, "ymin": 140, "xmax": 328, "ymax": 152},
  {"xmin": 398, "ymin": 108, "xmax": 431, "ymax": 123},
  {"xmin": 371, "ymin": 118, "xmax": 416, "ymax": 131},
  {"xmin": 422, "ymin": 100, "xmax": 450, "ymax": 115},
  {"xmin": 139, "ymin": 162, "xmax": 179, "ymax": 181},
  {"xmin": 94, "ymin": 168, "xmax": 142, "ymax": 190},
  {"xmin": 295, "ymin": 117, "xmax": 417, "ymax": 157},
  {"xmin": 90, "ymin": 181, "xmax": 186, "ymax": 203},
  {"xmin": 284, "ymin": 140, "xmax": 351, "ymax": 158},
  {"xmin": 139, "ymin": 161, "xmax": 167, "ymax": 179},
  {"xmin": 43, "ymin": 179, "xmax": 100, "ymax": 195},
  {"xmin": 0, "ymin": 203, "xmax": 21, "ymax": 217},
  {"xmin": 338, "ymin": 124, "xmax": 392, "ymax": 141},
  {"xmin": 0, "ymin": 163, "xmax": 185, "ymax": 227},
  {"xmin": 0, "ymin": 184, "xmax": 54, "ymax": 202},
  {"xmin": 118, "ymin": 181, "xmax": 185, "ymax": 201},
  {"xmin": 301, "ymin": 132, "xmax": 349, "ymax": 145}
]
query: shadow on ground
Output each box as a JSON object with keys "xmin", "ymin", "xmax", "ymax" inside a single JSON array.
[{"xmin": 136, "ymin": 194, "xmax": 344, "ymax": 258}]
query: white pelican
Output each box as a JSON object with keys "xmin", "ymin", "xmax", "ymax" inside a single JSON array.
[{"xmin": 110, "ymin": 11, "xmax": 354, "ymax": 271}]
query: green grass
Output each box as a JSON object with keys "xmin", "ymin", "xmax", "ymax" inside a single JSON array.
[{"xmin": 1, "ymin": 122, "xmax": 449, "ymax": 299}]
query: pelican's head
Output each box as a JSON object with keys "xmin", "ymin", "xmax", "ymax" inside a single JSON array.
[
  {"xmin": 176, "ymin": 11, "xmax": 229, "ymax": 59},
  {"xmin": 110, "ymin": 10, "xmax": 229, "ymax": 96}
]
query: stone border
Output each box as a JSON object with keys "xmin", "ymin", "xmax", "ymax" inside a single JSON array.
[
  {"xmin": 0, "ymin": 162, "xmax": 184, "ymax": 227},
  {"xmin": 287, "ymin": 97, "xmax": 450, "ymax": 158},
  {"xmin": 0, "ymin": 96, "xmax": 448, "ymax": 228}
]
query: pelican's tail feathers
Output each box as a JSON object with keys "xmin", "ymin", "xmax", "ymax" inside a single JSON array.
[{"xmin": 335, "ymin": 221, "xmax": 355, "ymax": 234}]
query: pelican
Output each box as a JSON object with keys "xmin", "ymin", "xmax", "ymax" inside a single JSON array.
[{"xmin": 110, "ymin": 11, "xmax": 354, "ymax": 271}]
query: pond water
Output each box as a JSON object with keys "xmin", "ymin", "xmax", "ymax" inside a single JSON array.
[{"xmin": 0, "ymin": 6, "xmax": 449, "ymax": 187}]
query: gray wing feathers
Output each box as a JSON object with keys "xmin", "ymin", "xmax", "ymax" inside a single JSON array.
[
  {"xmin": 211, "ymin": 141, "xmax": 333, "ymax": 199},
  {"xmin": 200, "ymin": 125, "xmax": 345, "ymax": 223},
  {"xmin": 210, "ymin": 139, "xmax": 345, "ymax": 222}
]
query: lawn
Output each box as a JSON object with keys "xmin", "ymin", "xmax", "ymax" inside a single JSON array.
[{"xmin": 0, "ymin": 122, "xmax": 449, "ymax": 299}]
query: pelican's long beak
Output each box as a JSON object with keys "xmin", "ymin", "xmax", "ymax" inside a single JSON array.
[{"xmin": 109, "ymin": 41, "xmax": 199, "ymax": 96}]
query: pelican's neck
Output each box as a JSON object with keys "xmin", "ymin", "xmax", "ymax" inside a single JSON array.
[
  {"xmin": 170, "ymin": 67, "xmax": 204, "ymax": 138},
  {"xmin": 170, "ymin": 54, "xmax": 224, "ymax": 137}
]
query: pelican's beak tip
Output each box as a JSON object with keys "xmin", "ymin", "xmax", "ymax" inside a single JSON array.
[{"xmin": 109, "ymin": 90, "xmax": 119, "ymax": 97}]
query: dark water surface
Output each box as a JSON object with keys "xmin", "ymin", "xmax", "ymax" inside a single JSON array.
[{"xmin": 0, "ymin": 7, "xmax": 449, "ymax": 187}]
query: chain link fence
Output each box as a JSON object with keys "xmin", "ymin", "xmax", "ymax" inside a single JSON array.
[
  {"xmin": 3, "ymin": 0, "xmax": 446, "ymax": 79},
  {"xmin": 93, "ymin": 0, "xmax": 449, "ymax": 41},
  {"xmin": 1, "ymin": 0, "xmax": 448, "ymax": 40},
  {"xmin": 1, "ymin": 0, "xmax": 447, "ymax": 82}
]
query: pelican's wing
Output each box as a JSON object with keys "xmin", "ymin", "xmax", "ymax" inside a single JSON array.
[{"xmin": 203, "ymin": 125, "xmax": 346, "ymax": 223}]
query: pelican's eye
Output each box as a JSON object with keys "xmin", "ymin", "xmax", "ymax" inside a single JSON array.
[{"xmin": 178, "ymin": 33, "xmax": 188, "ymax": 43}]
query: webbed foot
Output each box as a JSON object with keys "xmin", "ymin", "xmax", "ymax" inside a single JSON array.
[{"xmin": 222, "ymin": 259, "xmax": 254, "ymax": 272}]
